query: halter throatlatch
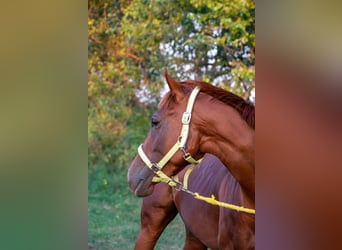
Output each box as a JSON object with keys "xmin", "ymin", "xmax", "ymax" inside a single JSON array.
[{"xmin": 137, "ymin": 86, "xmax": 201, "ymax": 186}]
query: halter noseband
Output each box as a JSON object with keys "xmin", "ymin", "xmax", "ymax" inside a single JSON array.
[{"xmin": 137, "ymin": 86, "xmax": 201, "ymax": 185}]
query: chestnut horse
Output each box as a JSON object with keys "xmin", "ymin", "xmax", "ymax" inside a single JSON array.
[
  {"xmin": 134, "ymin": 86, "xmax": 254, "ymax": 249},
  {"xmin": 134, "ymin": 78, "xmax": 255, "ymax": 250},
  {"xmin": 128, "ymin": 70, "xmax": 255, "ymax": 249}
]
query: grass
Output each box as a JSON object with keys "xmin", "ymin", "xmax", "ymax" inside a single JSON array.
[{"xmin": 88, "ymin": 166, "xmax": 185, "ymax": 249}]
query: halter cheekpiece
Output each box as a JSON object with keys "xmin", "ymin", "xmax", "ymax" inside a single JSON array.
[{"xmin": 137, "ymin": 86, "xmax": 201, "ymax": 185}]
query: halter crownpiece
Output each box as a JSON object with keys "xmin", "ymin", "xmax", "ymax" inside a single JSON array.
[
  {"xmin": 178, "ymin": 86, "xmax": 200, "ymax": 149},
  {"xmin": 138, "ymin": 86, "xmax": 201, "ymax": 178}
]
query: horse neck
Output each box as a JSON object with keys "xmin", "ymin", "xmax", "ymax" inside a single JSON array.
[{"xmin": 195, "ymin": 98, "xmax": 255, "ymax": 201}]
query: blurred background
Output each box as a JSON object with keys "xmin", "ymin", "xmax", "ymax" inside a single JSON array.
[
  {"xmin": 2, "ymin": 0, "xmax": 340, "ymax": 249},
  {"xmin": 88, "ymin": 0, "xmax": 255, "ymax": 248}
]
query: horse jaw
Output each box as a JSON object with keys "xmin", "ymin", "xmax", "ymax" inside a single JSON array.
[{"xmin": 132, "ymin": 178, "xmax": 154, "ymax": 197}]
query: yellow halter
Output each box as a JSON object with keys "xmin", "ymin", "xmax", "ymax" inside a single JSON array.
[{"xmin": 137, "ymin": 86, "xmax": 201, "ymax": 186}]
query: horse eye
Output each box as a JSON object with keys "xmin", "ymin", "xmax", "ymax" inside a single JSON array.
[{"xmin": 151, "ymin": 118, "xmax": 160, "ymax": 127}]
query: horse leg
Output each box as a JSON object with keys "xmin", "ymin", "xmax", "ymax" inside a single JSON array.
[
  {"xmin": 182, "ymin": 228, "xmax": 207, "ymax": 250},
  {"xmin": 134, "ymin": 183, "xmax": 178, "ymax": 250},
  {"xmin": 217, "ymin": 210, "xmax": 254, "ymax": 250}
]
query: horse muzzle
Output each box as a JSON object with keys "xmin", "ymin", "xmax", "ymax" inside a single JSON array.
[{"xmin": 127, "ymin": 156, "xmax": 155, "ymax": 197}]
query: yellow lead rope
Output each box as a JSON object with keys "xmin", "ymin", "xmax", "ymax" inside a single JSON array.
[
  {"xmin": 153, "ymin": 166, "xmax": 256, "ymax": 215},
  {"xmin": 193, "ymin": 193, "xmax": 255, "ymax": 214}
]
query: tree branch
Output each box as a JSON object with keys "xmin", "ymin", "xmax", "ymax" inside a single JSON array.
[{"xmin": 88, "ymin": 35, "xmax": 143, "ymax": 62}]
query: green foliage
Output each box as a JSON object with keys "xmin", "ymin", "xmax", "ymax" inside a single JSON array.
[
  {"xmin": 122, "ymin": 0, "xmax": 255, "ymax": 82},
  {"xmin": 88, "ymin": 0, "xmax": 255, "ymax": 168}
]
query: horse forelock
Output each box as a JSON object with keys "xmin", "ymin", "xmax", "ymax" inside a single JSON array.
[{"xmin": 158, "ymin": 91, "xmax": 176, "ymax": 110}]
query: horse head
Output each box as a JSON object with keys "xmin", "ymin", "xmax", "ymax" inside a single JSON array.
[{"xmin": 128, "ymin": 69, "xmax": 204, "ymax": 196}]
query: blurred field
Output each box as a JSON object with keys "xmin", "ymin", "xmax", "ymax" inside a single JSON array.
[{"xmin": 88, "ymin": 166, "xmax": 185, "ymax": 249}]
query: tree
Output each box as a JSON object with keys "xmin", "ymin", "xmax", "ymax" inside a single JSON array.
[
  {"xmin": 88, "ymin": 0, "xmax": 255, "ymax": 169},
  {"xmin": 121, "ymin": 0, "xmax": 255, "ymax": 98}
]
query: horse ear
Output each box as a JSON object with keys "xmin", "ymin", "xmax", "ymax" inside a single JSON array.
[{"xmin": 164, "ymin": 68, "xmax": 184, "ymax": 101}]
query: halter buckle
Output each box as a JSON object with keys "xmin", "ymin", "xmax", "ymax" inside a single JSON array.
[{"xmin": 182, "ymin": 112, "xmax": 191, "ymax": 125}]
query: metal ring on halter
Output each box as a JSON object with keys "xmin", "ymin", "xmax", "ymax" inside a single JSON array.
[
  {"xmin": 180, "ymin": 147, "xmax": 190, "ymax": 160},
  {"xmin": 150, "ymin": 163, "xmax": 161, "ymax": 173}
]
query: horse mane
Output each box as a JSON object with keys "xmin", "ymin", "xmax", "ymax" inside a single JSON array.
[{"xmin": 180, "ymin": 80, "xmax": 255, "ymax": 129}]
